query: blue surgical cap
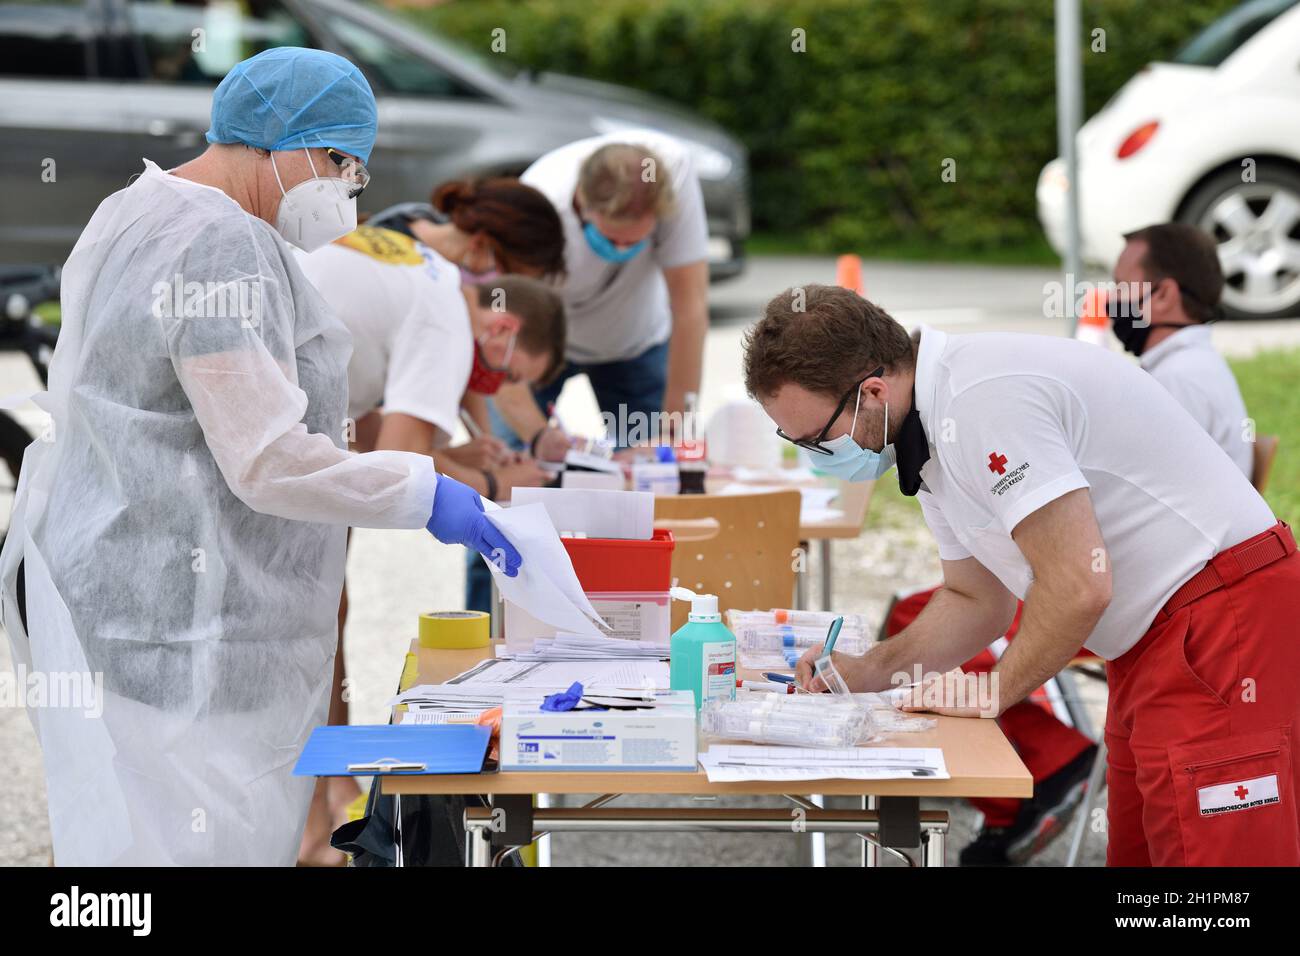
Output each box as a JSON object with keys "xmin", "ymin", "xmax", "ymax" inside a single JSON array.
[{"xmin": 205, "ymin": 47, "xmax": 378, "ymax": 164}]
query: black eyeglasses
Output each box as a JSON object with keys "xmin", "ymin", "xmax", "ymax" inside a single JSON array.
[{"xmin": 775, "ymin": 366, "xmax": 884, "ymax": 455}]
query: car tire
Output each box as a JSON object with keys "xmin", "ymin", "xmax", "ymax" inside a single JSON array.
[{"xmin": 1178, "ymin": 162, "xmax": 1300, "ymax": 320}]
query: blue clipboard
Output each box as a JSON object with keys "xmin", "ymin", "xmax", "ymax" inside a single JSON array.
[{"xmin": 293, "ymin": 724, "xmax": 491, "ymax": 776}]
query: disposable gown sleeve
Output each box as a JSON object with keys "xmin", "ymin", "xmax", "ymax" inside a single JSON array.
[{"xmin": 164, "ymin": 238, "xmax": 438, "ymax": 530}]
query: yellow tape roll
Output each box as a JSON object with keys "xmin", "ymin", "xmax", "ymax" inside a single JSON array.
[{"xmin": 418, "ymin": 610, "xmax": 490, "ymax": 649}]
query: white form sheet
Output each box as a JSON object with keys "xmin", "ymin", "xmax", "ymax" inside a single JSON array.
[
  {"xmin": 481, "ymin": 501, "xmax": 608, "ymax": 639},
  {"xmin": 515, "ymin": 633, "xmax": 671, "ymax": 661},
  {"xmin": 698, "ymin": 745, "xmax": 949, "ymax": 783}
]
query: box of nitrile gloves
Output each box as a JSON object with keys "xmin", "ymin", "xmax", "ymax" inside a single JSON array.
[{"xmin": 501, "ymin": 691, "xmax": 697, "ymax": 771}]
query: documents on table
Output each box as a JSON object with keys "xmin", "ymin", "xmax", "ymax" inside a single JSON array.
[
  {"xmin": 515, "ymin": 632, "xmax": 670, "ymax": 661},
  {"xmin": 697, "ymin": 745, "xmax": 949, "ymax": 783},
  {"xmin": 729, "ymin": 466, "xmax": 818, "ymax": 484},
  {"xmin": 563, "ymin": 449, "xmax": 623, "ymax": 475},
  {"xmin": 390, "ymin": 657, "xmax": 671, "ymax": 720},
  {"xmin": 449, "ymin": 656, "xmax": 669, "ymax": 689},
  {"xmin": 400, "ymin": 710, "xmax": 485, "ymax": 725},
  {"xmin": 481, "ymin": 501, "xmax": 608, "ymax": 639}
]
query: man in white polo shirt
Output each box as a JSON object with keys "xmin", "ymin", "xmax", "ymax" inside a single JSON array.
[
  {"xmin": 747, "ymin": 285, "xmax": 1299, "ymax": 866},
  {"xmin": 493, "ymin": 129, "xmax": 710, "ymax": 454},
  {"xmin": 1110, "ymin": 222, "xmax": 1253, "ymax": 479}
]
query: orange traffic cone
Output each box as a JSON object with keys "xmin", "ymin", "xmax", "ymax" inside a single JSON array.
[
  {"xmin": 835, "ymin": 254, "xmax": 864, "ymax": 296},
  {"xmin": 1076, "ymin": 286, "xmax": 1111, "ymax": 349}
]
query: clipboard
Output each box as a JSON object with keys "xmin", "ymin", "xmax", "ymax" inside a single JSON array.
[{"xmin": 293, "ymin": 724, "xmax": 491, "ymax": 776}]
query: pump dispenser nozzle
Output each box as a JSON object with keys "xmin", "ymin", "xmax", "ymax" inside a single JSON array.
[{"xmin": 670, "ymin": 586, "xmax": 721, "ymax": 623}]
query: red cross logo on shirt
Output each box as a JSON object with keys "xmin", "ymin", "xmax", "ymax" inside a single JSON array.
[
  {"xmin": 1235, "ymin": 785, "xmax": 1250, "ymax": 800},
  {"xmin": 987, "ymin": 452, "xmax": 1008, "ymax": 475}
]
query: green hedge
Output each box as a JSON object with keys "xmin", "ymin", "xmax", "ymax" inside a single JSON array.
[{"xmin": 407, "ymin": 0, "xmax": 1239, "ymax": 255}]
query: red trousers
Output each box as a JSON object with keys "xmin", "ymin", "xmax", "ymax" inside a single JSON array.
[
  {"xmin": 885, "ymin": 589, "xmax": 1093, "ymax": 827},
  {"xmin": 1106, "ymin": 522, "xmax": 1300, "ymax": 866}
]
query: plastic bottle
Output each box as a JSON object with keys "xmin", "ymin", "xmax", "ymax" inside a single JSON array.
[{"xmin": 669, "ymin": 586, "xmax": 737, "ymax": 711}]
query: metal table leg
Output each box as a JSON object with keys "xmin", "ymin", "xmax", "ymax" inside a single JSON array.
[
  {"xmin": 819, "ymin": 538, "xmax": 833, "ymax": 610},
  {"xmin": 810, "ymin": 794, "xmax": 826, "ymax": 867},
  {"xmin": 1066, "ymin": 737, "xmax": 1108, "ymax": 867},
  {"xmin": 490, "ymin": 575, "xmax": 501, "ymax": 641},
  {"xmin": 922, "ymin": 826, "xmax": 947, "ymax": 866},
  {"xmin": 795, "ymin": 540, "xmax": 810, "ymax": 609},
  {"xmin": 862, "ymin": 795, "xmax": 880, "ymax": 867},
  {"xmin": 461, "ymin": 803, "xmax": 949, "ymax": 867}
]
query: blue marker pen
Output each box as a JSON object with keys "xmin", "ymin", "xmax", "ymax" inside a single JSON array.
[{"xmin": 815, "ymin": 616, "xmax": 844, "ymax": 673}]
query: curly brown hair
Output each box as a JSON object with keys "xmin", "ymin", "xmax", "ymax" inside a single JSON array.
[{"xmin": 744, "ymin": 285, "xmax": 914, "ymax": 400}]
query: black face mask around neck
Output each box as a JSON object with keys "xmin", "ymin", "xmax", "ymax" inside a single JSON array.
[{"xmin": 894, "ymin": 392, "xmax": 930, "ymax": 496}]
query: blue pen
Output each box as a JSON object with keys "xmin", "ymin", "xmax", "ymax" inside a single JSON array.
[
  {"xmin": 761, "ymin": 672, "xmax": 797, "ymax": 684},
  {"xmin": 815, "ymin": 616, "xmax": 844, "ymax": 673}
]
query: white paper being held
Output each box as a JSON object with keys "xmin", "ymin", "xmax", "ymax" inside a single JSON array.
[{"xmin": 480, "ymin": 501, "xmax": 609, "ymax": 639}]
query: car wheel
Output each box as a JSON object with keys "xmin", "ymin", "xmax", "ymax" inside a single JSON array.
[{"xmin": 1179, "ymin": 163, "xmax": 1300, "ymax": 320}]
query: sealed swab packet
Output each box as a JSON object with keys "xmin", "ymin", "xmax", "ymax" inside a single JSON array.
[
  {"xmin": 734, "ymin": 623, "xmax": 868, "ymax": 656},
  {"xmin": 701, "ymin": 655, "xmax": 875, "ymax": 747}
]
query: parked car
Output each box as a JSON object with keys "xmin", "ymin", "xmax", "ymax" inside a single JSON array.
[
  {"xmin": 0, "ymin": 0, "xmax": 749, "ymax": 280},
  {"xmin": 1037, "ymin": 0, "xmax": 1300, "ymax": 318}
]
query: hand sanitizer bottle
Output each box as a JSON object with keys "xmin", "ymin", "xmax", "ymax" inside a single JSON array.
[{"xmin": 669, "ymin": 586, "xmax": 737, "ymax": 711}]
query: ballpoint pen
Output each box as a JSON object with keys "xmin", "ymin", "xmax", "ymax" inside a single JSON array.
[
  {"xmin": 814, "ymin": 615, "xmax": 844, "ymax": 678},
  {"xmin": 822, "ymin": 615, "xmax": 844, "ymax": 657}
]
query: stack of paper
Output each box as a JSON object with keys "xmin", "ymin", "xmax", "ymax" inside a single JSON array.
[
  {"xmin": 697, "ymin": 745, "xmax": 949, "ymax": 783},
  {"xmin": 514, "ymin": 633, "xmax": 670, "ymax": 661},
  {"xmin": 389, "ymin": 658, "xmax": 672, "ymax": 721}
]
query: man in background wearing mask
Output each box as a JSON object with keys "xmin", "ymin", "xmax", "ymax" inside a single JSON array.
[
  {"xmin": 500, "ymin": 130, "xmax": 710, "ymax": 458},
  {"xmin": 747, "ymin": 285, "xmax": 1299, "ymax": 866},
  {"xmin": 1110, "ymin": 222, "xmax": 1253, "ymax": 480},
  {"xmin": 463, "ymin": 130, "xmax": 710, "ymax": 613}
]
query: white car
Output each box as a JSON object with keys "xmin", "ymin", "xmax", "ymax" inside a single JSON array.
[{"xmin": 1038, "ymin": 0, "xmax": 1300, "ymax": 318}]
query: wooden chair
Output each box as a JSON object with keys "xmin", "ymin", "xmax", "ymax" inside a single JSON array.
[
  {"xmin": 654, "ymin": 490, "xmax": 802, "ymax": 632},
  {"xmin": 1253, "ymin": 434, "xmax": 1279, "ymax": 493}
]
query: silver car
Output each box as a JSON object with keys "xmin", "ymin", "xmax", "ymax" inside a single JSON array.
[{"xmin": 0, "ymin": 0, "xmax": 749, "ymax": 279}]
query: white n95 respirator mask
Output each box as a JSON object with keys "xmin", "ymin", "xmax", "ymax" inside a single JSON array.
[{"xmin": 270, "ymin": 148, "xmax": 357, "ymax": 253}]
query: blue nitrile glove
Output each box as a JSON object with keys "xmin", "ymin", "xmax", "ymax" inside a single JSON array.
[
  {"xmin": 426, "ymin": 474, "xmax": 522, "ymax": 577},
  {"xmin": 542, "ymin": 682, "xmax": 584, "ymax": 712}
]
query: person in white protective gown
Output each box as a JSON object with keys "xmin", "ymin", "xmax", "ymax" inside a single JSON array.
[{"xmin": 0, "ymin": 47, "xmax": 521, "ymax": 866}]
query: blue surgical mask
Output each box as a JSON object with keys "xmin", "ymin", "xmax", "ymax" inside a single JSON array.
[
  {"xmin": 816, "ymin": 390, "xmax": 895, "ymax": 482},
  {"xmin": 582, "ymin": 221, "xmax": 647, "ymax": 263}
]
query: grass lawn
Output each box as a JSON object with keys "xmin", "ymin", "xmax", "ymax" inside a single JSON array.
[
  {"xmin": 1230, "ymin": 348, "xmax": 1300, "ymax": 522},
  {"xmin": 855, "ymin": 346, "xmax": 1300, "ymax": 531}
]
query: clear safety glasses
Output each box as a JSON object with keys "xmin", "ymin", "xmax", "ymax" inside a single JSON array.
[{"xmin": 326, "ymin": 147, "xmax": 370, "ymax": 198}]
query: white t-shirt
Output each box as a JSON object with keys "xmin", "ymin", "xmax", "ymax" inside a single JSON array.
[
  {"xmin": 911, "ymin": 327, "xmax": 1275, "ymax": 660},
  {"xmin": 295, "ymin": 226, "xmax": 472, "ymax": 442},
  {"xmin": 521, "ymin": 130, "xmax": 709, "ymax": 364},
  {"xmin": 1140, "ymin": 324, "xmax": 1253, "ymax": 480}
]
